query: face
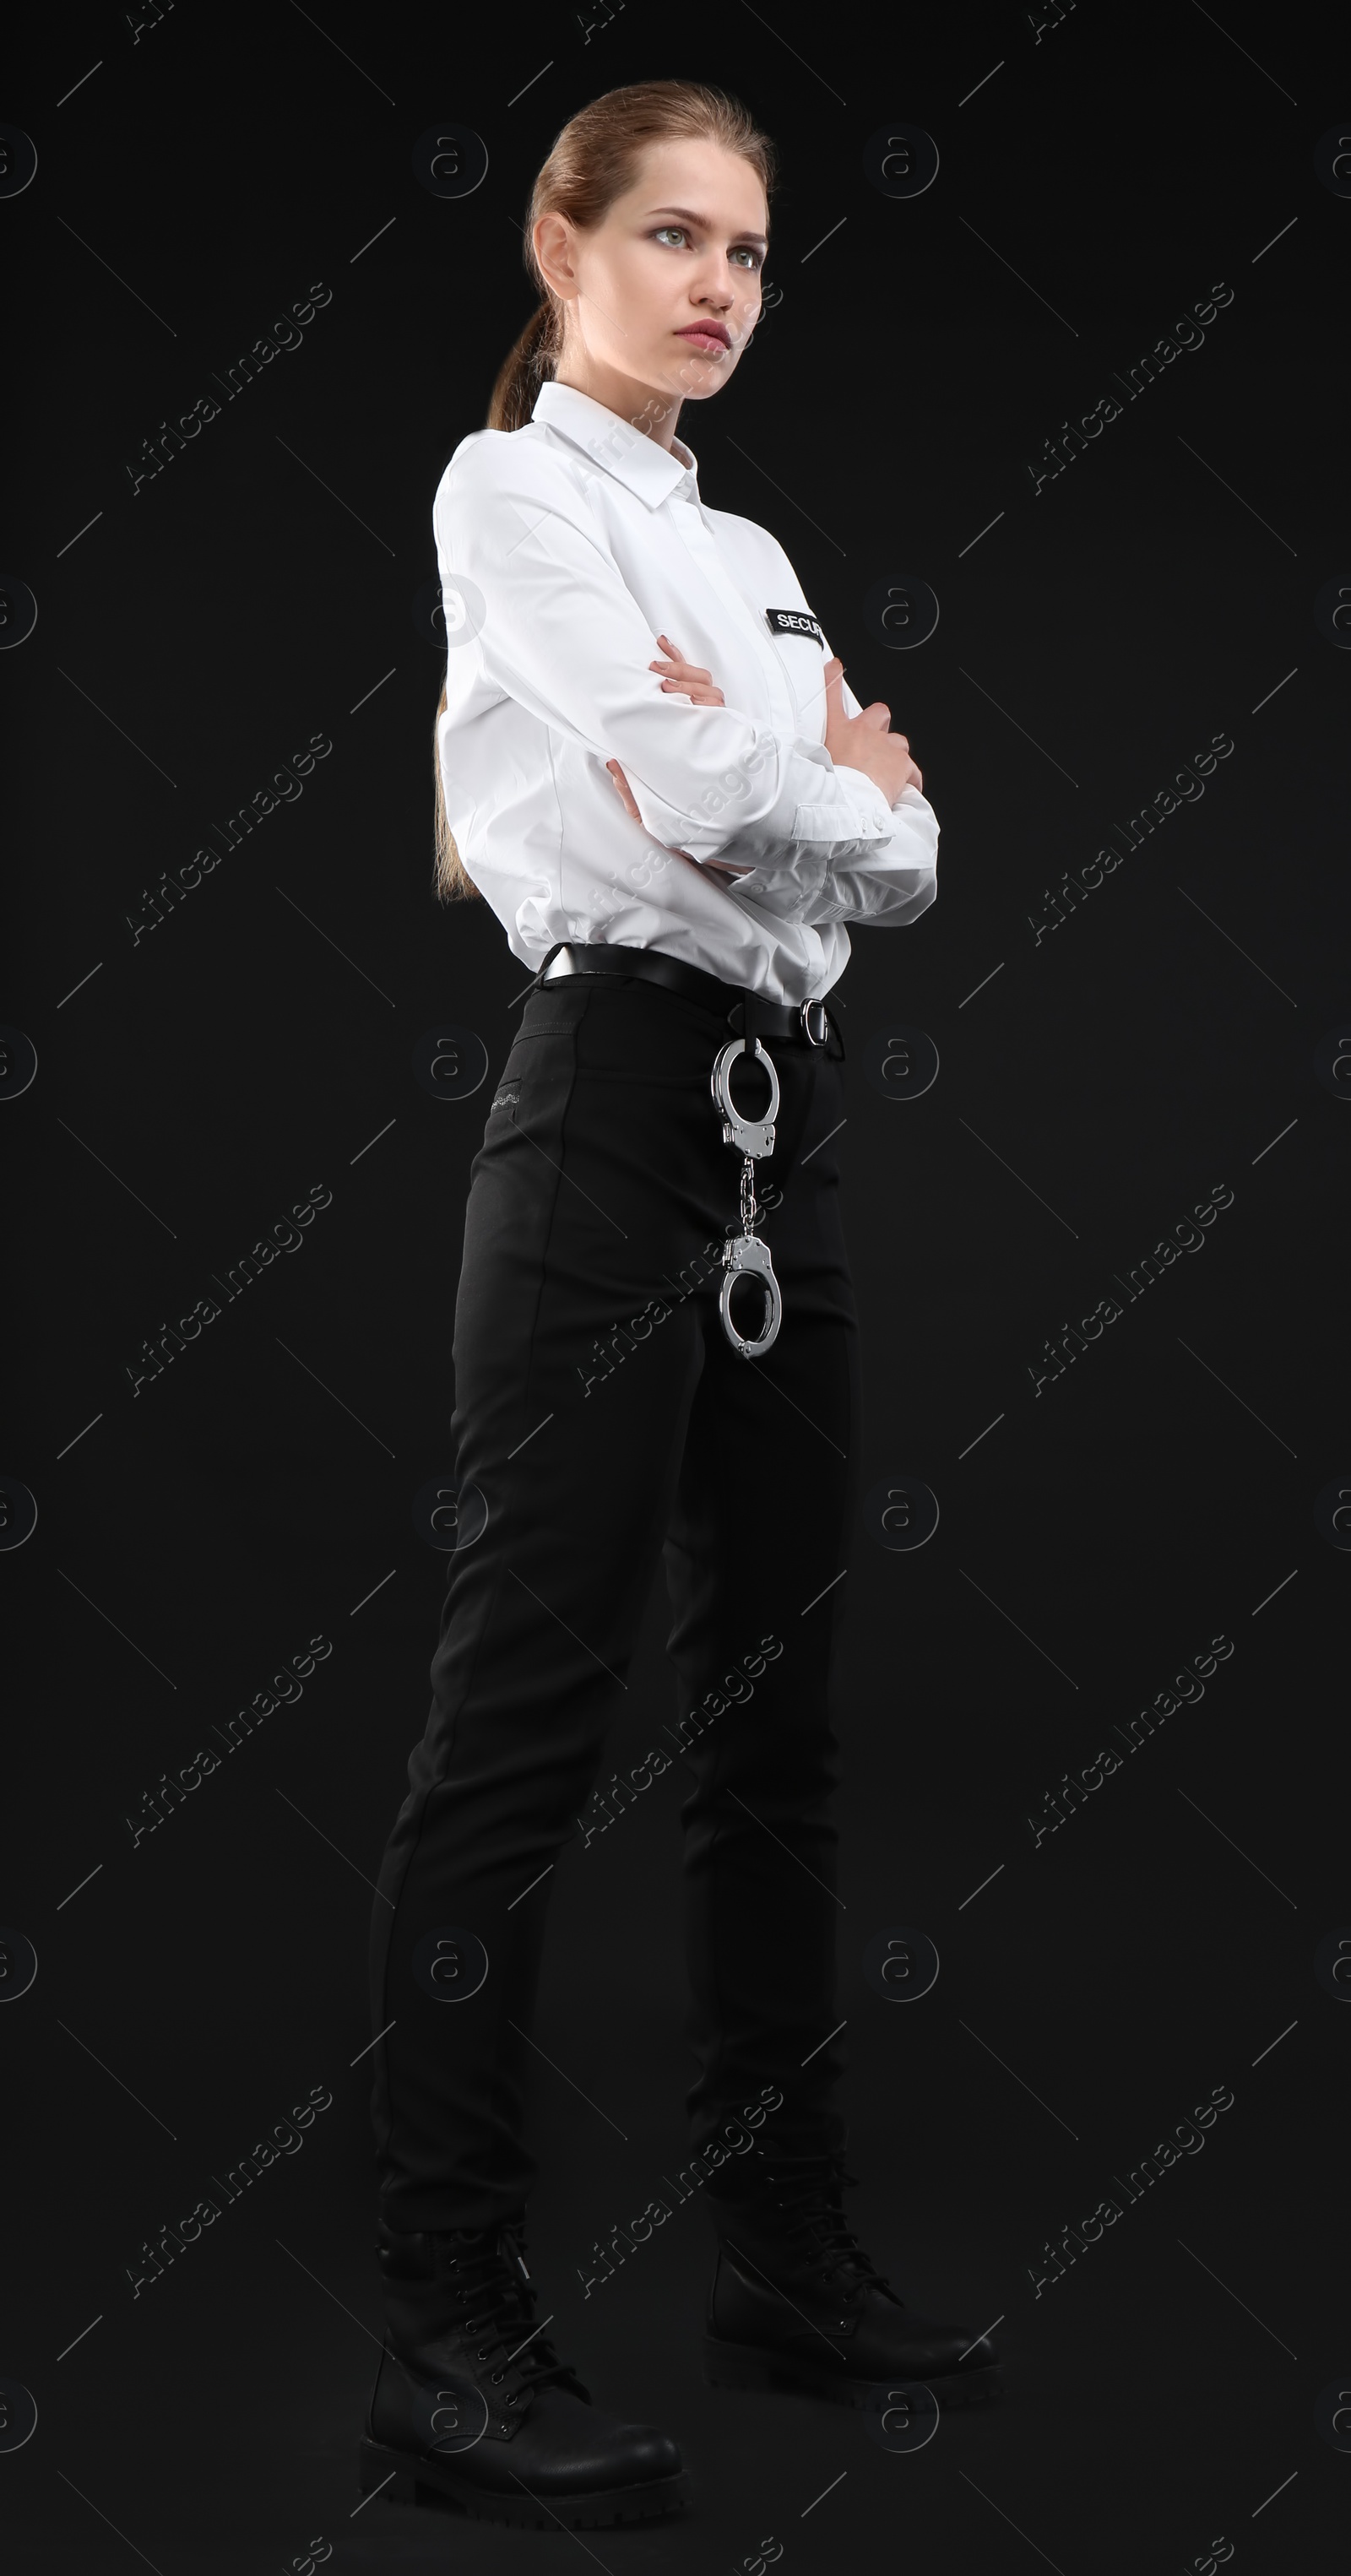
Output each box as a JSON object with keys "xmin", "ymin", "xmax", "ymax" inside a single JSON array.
[{"xmin": 534, "ymin": 136, "xmax": 768, "ymax": 420}]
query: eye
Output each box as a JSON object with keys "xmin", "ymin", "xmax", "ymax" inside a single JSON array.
[
  {"xmin": 653, "ymin": 225, "xmax": 688, "ymax": 248},
  {"xmin": 731, "ymin": 247, "xmax": 764, "ymax": 271}
]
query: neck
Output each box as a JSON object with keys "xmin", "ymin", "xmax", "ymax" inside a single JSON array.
[{"xmin": 551, "ymin": 358, "xmax": 684, "ymax": 453}]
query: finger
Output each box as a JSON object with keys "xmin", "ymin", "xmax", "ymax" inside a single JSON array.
[
  {"xmin": 656, "ymin": 669, "xmax": 713, "ymax": 689},
  {"xmin": 605, "ymin": 757, "xmax": 641, "ymax": 818},
  {"xmin": 657, "ymin": 667, "xmax": 724, "ymax": 705},
  {"xmin": 822, "ymin": 659, "xmax": 848, "ymax": 750},
  {"xmin": 860, "ymin": 701, "xmax": 892, "ymax": 732}
]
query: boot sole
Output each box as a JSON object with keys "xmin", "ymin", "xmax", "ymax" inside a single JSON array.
[
  {"xmin": 703, "ymin": 2335, "xmax": 1002, "ymax": 2411},
  {"xmin": 357, "ymin": 2435, "xmax": 692, "ymax": 2528}
]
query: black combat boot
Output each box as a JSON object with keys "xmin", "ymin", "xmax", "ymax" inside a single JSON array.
[
  {"xmin": 358, "ymin": 2210, "xmax": 690, "ymax": 2528},
  {"xmin": 703, "ymin": 2150, "xmax": 1001, "ymax": 2410}
]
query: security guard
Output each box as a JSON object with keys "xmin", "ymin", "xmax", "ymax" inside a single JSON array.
[{"xmin": 361, "ymin": 80, "xmax": 999, "ymax": 2534}]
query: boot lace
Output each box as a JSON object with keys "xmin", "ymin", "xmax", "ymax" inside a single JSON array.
[
  {"xmin": 759, "ymin": 2156, "xmax": 898, "ymax": 2302},
  {"xmin": 446, "ymin": 2217, "xmax": 587, "ymax": 2411}
]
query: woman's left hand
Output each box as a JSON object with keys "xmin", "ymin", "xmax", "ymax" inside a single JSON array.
[{"xmin": 648, "ymin": 632, "xmax": 724, "ymax": 706}]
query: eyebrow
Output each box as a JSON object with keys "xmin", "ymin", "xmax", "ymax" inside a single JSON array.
[{"xmin": 645, "ymin": 203, "xmax": 769, "ymax": 247}]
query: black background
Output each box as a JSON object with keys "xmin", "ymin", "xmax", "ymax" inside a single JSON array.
[{"xmin": 4, "ymin": 0, "xmax": 1349, "ymax": 2568}]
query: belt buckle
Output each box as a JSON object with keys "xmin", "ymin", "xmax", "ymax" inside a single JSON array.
[{"xmin": 800, "ymin": 999, "xmax": 827, "ymax": 1047}]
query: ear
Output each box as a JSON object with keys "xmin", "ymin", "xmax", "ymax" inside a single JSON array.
[{"xmin": 534, "ymin": 211, "xmax": 580, "ymax": 301}]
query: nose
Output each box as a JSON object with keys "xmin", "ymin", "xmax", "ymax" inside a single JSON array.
[{"xmin": 697, "ymin": 256, "xmax": 751, "ymax": 310}]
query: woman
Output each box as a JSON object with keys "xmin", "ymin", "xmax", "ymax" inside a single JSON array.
[{"xmin": 361, "ymin": 78, "xmax": 1000, "ymax": 2532}]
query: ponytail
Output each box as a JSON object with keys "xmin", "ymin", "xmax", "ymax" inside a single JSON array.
[
  {"xmin": 431, "ymin": 80, "xmax": 774, "ymax": 908},
  {"xmin": 431, "ymin": 685, "xmax": 475, "ymax": 902},
  {"xmin": 486, "ymin": 297, "xmax": 563, "ymax": 435}
]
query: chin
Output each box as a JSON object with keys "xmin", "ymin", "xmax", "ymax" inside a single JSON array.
[{"xmin": 670, "ymin": 357, "xmax": 736, "ymax": 397}]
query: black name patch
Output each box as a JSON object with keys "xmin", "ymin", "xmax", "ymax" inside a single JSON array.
[{"xmin": 766, "ymin": 606, "xmax": 825, "ymax": 647}]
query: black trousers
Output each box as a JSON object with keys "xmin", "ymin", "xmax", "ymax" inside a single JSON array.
[{"xmin": 367, "ymin": 969, "xmax": 860, "ymax": 2232}]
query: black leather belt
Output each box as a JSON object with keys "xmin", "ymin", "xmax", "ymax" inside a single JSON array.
[{"xmin": 531, "ymin": 941, "xmax": 842, "ymax": 1055}]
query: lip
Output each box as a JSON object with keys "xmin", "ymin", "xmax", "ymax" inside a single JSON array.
[{"xmin": 676, "ymin": 323, "xmax": 731, "ymax": 352}]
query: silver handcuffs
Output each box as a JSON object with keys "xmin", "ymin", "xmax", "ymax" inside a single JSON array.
[{"xmin": 710, "ymin": 1036, "xmax": 782, "ymax": 1359}]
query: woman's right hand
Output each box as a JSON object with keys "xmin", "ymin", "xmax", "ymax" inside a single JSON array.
[{"xmin": 823, "ymin": 657, "xmax": 922, "ymax": 804}]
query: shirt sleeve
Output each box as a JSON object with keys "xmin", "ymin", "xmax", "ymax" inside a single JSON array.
[
  {"xmin": 434, "ymin": 439, "xmax": 899, "ymax": 869},
  {"xmin": 716, "ymin": 667, "xmax": 939, "ymax": 929}
]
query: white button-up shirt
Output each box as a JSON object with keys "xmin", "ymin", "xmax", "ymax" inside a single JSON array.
[{"xmin": 432, "ymin": 379, "xmax": 938, "ymax": 1004}]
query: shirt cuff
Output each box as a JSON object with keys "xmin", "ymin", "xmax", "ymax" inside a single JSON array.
[{"xmin": 789, "ymin": 745, "xmax": 895, "ymax": 843}]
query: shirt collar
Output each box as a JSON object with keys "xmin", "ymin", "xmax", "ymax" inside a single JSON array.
[{"xmin": 530, "ymin": 379, "xmax": 700, "ymax": 507}]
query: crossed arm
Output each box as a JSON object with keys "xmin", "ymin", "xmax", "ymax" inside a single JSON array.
[{"xmin": 606, "ymin": 634, "xmax": 925, "ymax": 889}]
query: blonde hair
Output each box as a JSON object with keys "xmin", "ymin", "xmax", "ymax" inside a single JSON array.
[{"xmin": 431, "ymin": 78, "xmax": 776, "ymax": 903}]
